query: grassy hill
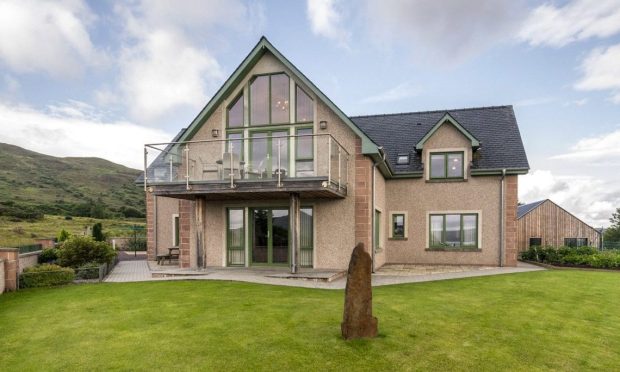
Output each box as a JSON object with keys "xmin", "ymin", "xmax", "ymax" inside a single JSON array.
[{"xmin": 0, "ymin": 143, "xmax": 145, "ymax": 220}]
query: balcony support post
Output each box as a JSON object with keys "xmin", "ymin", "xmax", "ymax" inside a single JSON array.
[
  {"xmin": 289, "ymin": 192, "xmax": 301, "ymax": 274},
  {"xmin": 143, "ymin": 147, "xmax": 148, "ymax": 191},
  {"xmin": 327, "ymin": 136, "xmax": 332, "ymax": 185},
  {"xmin": 185, "ymin": 144, "xmax": 190, "ymax": 190}
]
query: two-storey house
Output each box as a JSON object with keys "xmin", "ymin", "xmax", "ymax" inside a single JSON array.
[{"xmin": 141, "ymin": 37, "xmax": 529, "ymax": 272}]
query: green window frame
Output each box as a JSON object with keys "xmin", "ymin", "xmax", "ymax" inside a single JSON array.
[
  {"xmin": 173, "ymin": 215, "xmax": 180, "ymax": 247},
  {"xmin": 225, "ymin": 131, "xmax": 244, "ymax": 161},
  {"xmin": 429, "ymin": 151, "xmax": 464, "ymax": 179},
  {"xmin": 300, "ymin": 207, "xmax": 313, "ymax": 267},
  {"xmin": 226, "ymin": 208, "xmax": 245, "ymax": 266},
  {"xmin": 391, "ymin": 213, "xmax": 405, "ymax": 239},
  {"xmin": 295, "ymin": 85, "xmax": 314, "ymax": 123},
  {"xmin": 295, "ymin": 126, "xmax": 314, "ymax": 177},
  {"xmin": 429, "ymin": 213, "xmax": 478, "ymax": 249},
  {"xmin": 249, "ymin": 72, "xmax": 290, "ymax": 126},
  {"xmin": 374, "ymin": 209, "xmax": 381, "ymax": 251},
  {"xmin": 226, "ymin": 93, "xmax": 244, "ymax": 128}
]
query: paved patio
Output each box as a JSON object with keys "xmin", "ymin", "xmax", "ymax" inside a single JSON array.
[{"xmin": 105, "ymin": 260, "xmax": 545, "ymax": 288}]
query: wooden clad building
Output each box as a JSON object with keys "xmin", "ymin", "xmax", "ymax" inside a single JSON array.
[{"xmin": 517, "ymin": 199, "xmax": 601, "ymax": 251}]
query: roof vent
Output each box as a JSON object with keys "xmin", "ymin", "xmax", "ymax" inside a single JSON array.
[{"xmin": 396, "ymin": 154, "xmax": 410, "ymax": 165}]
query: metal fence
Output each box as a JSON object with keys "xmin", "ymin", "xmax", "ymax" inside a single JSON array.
[
  {"xmin": 602, "ymin": 241, "xmax": 620, "ymax": 251},
  {"xmin": 75, "ymin": 257, "xmax": 119, "ymax": 282},
  {"xmin": 16, "ymin": 244, "xmax": 43, "ymax": 254}
]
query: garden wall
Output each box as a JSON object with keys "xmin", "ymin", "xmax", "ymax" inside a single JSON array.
[
  {"xmin": 18, "ymin": 251, "xmax": 41, "ymax": 273},
  {"xmin": 0, "ymin": 259, "xmax": 5, "ymax": 294},
  {"xmin": 0, "ymin": 248, "xmax": 19, "ymax": 292}
]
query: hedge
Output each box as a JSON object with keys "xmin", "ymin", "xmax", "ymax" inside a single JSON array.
[
  {"xmin": 521, "ymin": 246, "xmax": 620, "ymax": 269},
  {"xmin": 19, "ymin": 264, "xmax": 75, "ymax": 288}
]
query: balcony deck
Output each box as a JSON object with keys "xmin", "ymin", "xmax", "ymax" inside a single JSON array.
[
  {"xmin": 150, "ymin": 177, "xmax": 346, "ymax": 200},
  {"xmin": 144, "ymin": 133, "xmax": 349, "ymax": 201}
]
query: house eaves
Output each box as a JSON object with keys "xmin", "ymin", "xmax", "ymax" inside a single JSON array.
[{"xmin": 415, "ymin": 113, "xmax": 480, "ymax": 151}]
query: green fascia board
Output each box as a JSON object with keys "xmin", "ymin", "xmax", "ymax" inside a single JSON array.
[
  {"xmin": 177, "ymin": 36, "xmax": 379, "ymax": 155},
  {"xmin": 415, "ymin": 113, "xmax": 480, "ymax": 151},
  {"xmin": 470, "ymin": 168, "xmax": 529, "ymax": 176}
]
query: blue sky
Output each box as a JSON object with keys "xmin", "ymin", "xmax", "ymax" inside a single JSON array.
[{"xmin": 1, "ymin": 0, "xmax": 620, "ymax": 226}]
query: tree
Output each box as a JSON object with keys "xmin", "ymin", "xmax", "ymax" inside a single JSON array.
[
  {"xmin": 92, "ymin": 223, "xmax": 105, "ymax": 242},
  {"xmin": 604, "ymin": 208, "xmax": 620, "ymax": 243},
  {"xmin": 57, "ymin": 229, "xmax": 71, "ymax": 242}
]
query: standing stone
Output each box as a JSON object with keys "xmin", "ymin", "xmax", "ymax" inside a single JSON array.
[{"xmin": 341, "ymin": 243, "xmax": 378, "ymax": 340}]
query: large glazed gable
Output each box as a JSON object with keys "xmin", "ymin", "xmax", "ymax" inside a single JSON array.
[{"xmin": 176, "ymin": 37, "xmax": 379, "ymax": 154}]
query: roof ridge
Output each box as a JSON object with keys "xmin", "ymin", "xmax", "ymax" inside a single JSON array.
[{"xmin": 349, "ymin": 105, "xmax": 513, "ymax": 119}]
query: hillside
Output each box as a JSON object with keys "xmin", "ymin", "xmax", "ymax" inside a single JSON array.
[{"xmin": 0, "ymin": 143, "xmax": 144, "ymax": 219}]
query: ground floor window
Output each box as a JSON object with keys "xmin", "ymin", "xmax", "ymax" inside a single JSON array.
[
  {"xmin": 390, "ymin": 212, "xmax": 407, "ymax": 239},
  {"xmin": 374, "ymin": 209, "xmax": 382, "ymax": 252},
  {"xmin": 172, "ymin": 214, "xmax": 180, "ymax": 247},
  {"xmin": 226, "ymin": 208, "xmax": 245, "ymax": 266},
  {"xmin": 529, "ymin": 237, "xmax": 542, "ymax": 247},
  {"xmin": 429, "ymin": 213, "xmax": 478, "ymax": 248},
  {"xmin": 564, "ymin": 238, "xmax": 588, "ymax": 247}
]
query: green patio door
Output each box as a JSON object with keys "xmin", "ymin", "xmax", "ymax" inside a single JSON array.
[{"xmin": 251, "ymin": 208, "xmax": 289, "ymax": 265}]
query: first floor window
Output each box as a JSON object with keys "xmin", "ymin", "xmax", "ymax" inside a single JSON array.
[
  {"xmin": 295, "ymin": 127, "xmax": 314, "ymax": 177},
  {"xmin": 565, "ymin": 238, "xmax": 588, "ymax": 247},
  {"xmin": 391, "ymin": 213, "xmax": 405, "ymax": 239},
  {"xmin": 429, "ymin": 152, "xmax": 464, "ymax": 179},
  {"xmin": 529, "ymin": 237, "xmax": 542, "ymax": 247},
  {"xmin": 429, "ymin": 213, "xmax": 478, "ymax": 248}
]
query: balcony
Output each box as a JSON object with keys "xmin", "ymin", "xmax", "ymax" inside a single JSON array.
[{"xmin": 143, "ymin": 133, "xmax": 349, "ymax": 200}]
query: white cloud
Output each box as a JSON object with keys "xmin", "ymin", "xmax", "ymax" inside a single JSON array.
[
  {"xmin": 520, "ymin": 170, "xmax": 618, "ymax": 227},
  {"xmin": 0, "ymin": 100, "xmax": 171, "ymax": 169},
  {"xmin": 364, "ymin": 0, "xmax": 526, "ymax": 64},
  {"xmin": 361, "ymin": 82, "xmax": 421, "ymax": 104},
  {"xmin": 307, "ymin": 0, "xmax": 351, "ymax": 47},
  {"xmin": 563, "ymin": 98, "xmax": 589, "ymax": 107},
  {"xmin": 552, "ymin": 128, "xmax": 620, "ymax": 162},
  {"xmin": 519, "ymin": 0, "xmax": 620, "ymax": 47},
  {"xmin": 574, "ymin": 44, "xmax": 620, "ymax": 103},
  {"xmin": 0, "ymin": 0, "xmax": 103, "ymax": 78},
  {"xmin": 118, "ymin": 28, "xmax": 223, "ymax": 121},
  {"xmin": 110, "ymin": 0, "xmax": 260, "ymax": 122}
]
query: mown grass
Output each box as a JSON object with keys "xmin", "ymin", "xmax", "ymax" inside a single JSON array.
[
  {"xmin": 0, "ymin": 215, "xmax": 145, "ymax": 246},
  {"xmin": 1, "ymin": 270, "xmax": 619, "ymax": 371}
]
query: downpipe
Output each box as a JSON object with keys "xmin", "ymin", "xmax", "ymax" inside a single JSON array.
[
  {"xmin": 371, "ymin": 147, "xmax": 387, "ymax": 273},
  {"xmin": 499, "ymin": 168, "xmax": 506, "ymax": 267}
]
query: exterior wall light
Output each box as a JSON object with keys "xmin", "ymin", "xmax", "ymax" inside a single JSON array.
[
  {"xmin": 319, "ymin": 120, "xmax": 327, "ymax": 130},
  {"xmin": 212, "ymin": 129, "xmax": 220, "ymax": 138}
]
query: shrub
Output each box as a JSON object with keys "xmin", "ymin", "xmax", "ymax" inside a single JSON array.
[
  {"xmin": 521, "ymin": 245, "xmax": 620, "ymax": 270},
  {"xmin": 64, "ymin": 215, "xmax": 73, "ymax": 220},
  {"xmin": 38, "ymin": 248, "xmax": 59, "ymax": 264},
  {"xmin": 57, "ymin": 229, "xmax": 71, "ymax": 242},
  {"xmin": 58, "ymin": 236, "xmax": 116, "ymax": 268},
  {"xmin": 92, "ymin": 222, "xmax": 105, "ymax": 242},
  {"xmin": 19, "ymin": 264, "xmax": 75, "ymax": 288},
  {"xmin": 126, "ymin": 237, "xmax": 147, "ymax": 251}
]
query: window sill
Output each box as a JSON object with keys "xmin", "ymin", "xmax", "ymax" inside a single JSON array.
[
  {"xmin": 426, "ymin": 178, "xmax": 466, "ymax": 183},
  {"xmin": 389, "ymin": 237, "xmax": 408, "ymax": 241},
  {"xmin": 425, "ymin": 247, "xmax": 481, "ymax": 252}
]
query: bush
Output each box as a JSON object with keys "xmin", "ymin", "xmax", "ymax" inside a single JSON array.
[
  {"xmin": 57, "ymin": 229, "xmax": 71, "ymax": 242},
  {"xmin": 521, "ymin": 245, "xmax": 620, "ymax": 270},
  {"xmin": 19, "ymin": 264, "xmax": 75, "ymax": 288},
  {"xmin": 58, "ymin": 236, "xmax": 116, "ymax": 268},
  {"xmin": 92, "ymin": 222, "xmax": 105, "ymax": 242},
  {"xmin": 38, "ymin": 248, "xmax": 59, "ymax": 264},
  {"xmin": 126, "ymin": 237, "xmax": 147, "ymax": 251}
]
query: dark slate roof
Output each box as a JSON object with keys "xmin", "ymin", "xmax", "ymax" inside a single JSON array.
[
  {"xmin": 517, "ymin": 200, "xmax": 546, "ymax": 219},
  {"xmin": 350, "ymin": 105, "xmax": 529, "ymax": 174}
]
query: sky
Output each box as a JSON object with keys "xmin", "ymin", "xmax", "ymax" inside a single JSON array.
[{"xmin": 0, "ymin": 0, "xmax": 620, "ymax": 227}]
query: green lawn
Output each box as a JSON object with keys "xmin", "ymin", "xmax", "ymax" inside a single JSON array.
[{"xmin": 1, "ymin": 270, "xmax": 619, "ymax": 371}]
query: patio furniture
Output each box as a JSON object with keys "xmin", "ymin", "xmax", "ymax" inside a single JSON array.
[
  {"xmin": 157, "ymin": 247, "xmax": 181, "ymax": 265},
  {"xmin": 217, "ymin": 152, "xmax": 245, "ymax": 180}
]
